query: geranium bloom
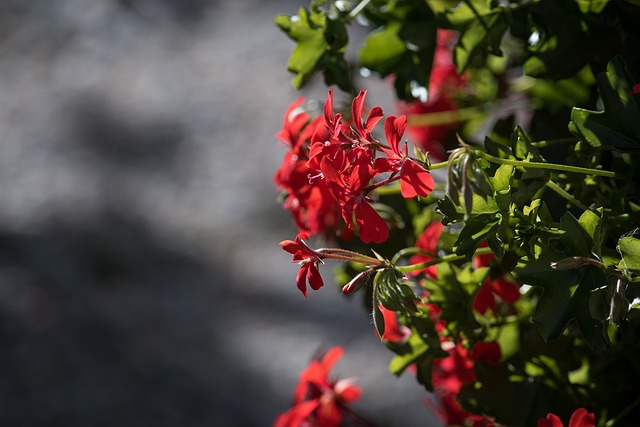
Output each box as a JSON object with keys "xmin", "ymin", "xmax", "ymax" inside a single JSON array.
[
  {"xmin": 377, "ymin": 304, "xmax": 411, "ymax": 343},
  {"xmin": 632, "ymin": 83, "xmax": 640, "ymax": 95},
  {"xmin": 280, "ymin": 233, "xmax": 325, "ymax": 297},
  {"xmin": 320, "ymin": 150, "xmax": 389, "ymax": 244},
  {"xmin": 274, "ymin": 346, "xmax": 361, "ymax": 427},
  {"xmin": 396, "ymin": 29, "xmax": 466, "ymax": 162},
  {"xmin": 408, "ymin": 221, "xmax": 444, "ymax": 278},
  {"xmin": 351, "ymin": 89, "xmax": 384, "ymax": 138},
  {"xmin": 472, "ymin": 243, "xmax": 520, "ymax": 314},
  {"xmin": 428, "ymin": 341, "xmax": 500, "ymax": 426},
  {"xmin": 274, "ymin": 98, "xmax": 341, "ymax": 237},
  {"xmin": 375, "ymin": 115, "xmax": 435, "ymax": 199},
  {"xmin": 538, "ymin": 408, "xmax": 596, "ymax": 427}
]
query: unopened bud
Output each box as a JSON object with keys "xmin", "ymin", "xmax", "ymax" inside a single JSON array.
[
  {"xmin": 342, "ymin": 269, "xmax": 373, "ymax": 295},
  {"xmin": 550, "ymin": 257, "xmax": 591, "ymax": 270}
]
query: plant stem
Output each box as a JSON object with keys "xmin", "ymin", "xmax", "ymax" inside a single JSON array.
[
  {"xmin": 406, "ymin": 105, "xmax": 484, "ymax": 127},
  {"xmin": 430, "ymin": 161, "xmax": 449, "ymax": 171},
  {"xmin": 349, "ymin": 0, "xmax": 372, "ymax": 19},
  {"xmin": 391, "ymin": 247, "xmax": 436, "ymax": 265},
  {"xmin": 319, "ymin": 248, "xmax": 383, "ymax": 265},
  {"xmin": 531, "ymin": 137, "xmax": 577, "ymax": 148},
  {"xmin": 474, "ymin": 150, "xmax": 623, "ymax": 179},
  {"xmin": 605, "ymin": 395, "xmax": 640, "ymax": 426},
  {"xmin": 397, "ymin": 246, "xmax": 494, "ymax": 274},
  {"xmin": 373, "ymin": 182, "xmax": 446, "ymax": 196},
  {"xmin": 545, "ymin": 181, "xmax": 589, "ymax": 211}
]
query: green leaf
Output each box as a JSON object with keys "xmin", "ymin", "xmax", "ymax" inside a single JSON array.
[
  {"xmin": 454, "ymin": 215, "xmax": 500, "ymax": 258},
  {"xmin": 524, "ymin": 0, "xmax": 618, "ymax": 80},
  {"xmin": 360, "ymin": 9, "xmax": 437, "ymax": 101},
  {"xmin": 575, "ymin": 0, "xmax": 609, "ymax": 14},
  {"xmin": 275, "ymin": 7, "xmax": 351, "ymax": 91},
  {"xmin": 387, "ymin": 310, "xmax": 448, "ymax": 391},
  {"xmin": 569, "ymin": 56, "xmax": 640, "ymax": 151},
  {"xmin": 458, "ymin": 362, "xmax": 552, "ymax": 426},
  {"xmin": 453, "ymin": 10, "xmax": 509, "ymax": 72},
  {"xmin": 515, "ymin": 212, "xmax": 610, "ymax": 348},
  {"xmin": 617, "ymin": 234, "xmax": 640, "ymax": 277},
  {"xmin": 423, "ymin": 263, "xmax": 484, "ymax": 336},
  {"xmin": 359, "ymin": 22, "xmax": 406, "ymax": 75}
]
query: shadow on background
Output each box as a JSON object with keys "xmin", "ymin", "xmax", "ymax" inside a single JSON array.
[{"xmin": 0, "ymin": 1, "xmax": 440, "ymax": 426}]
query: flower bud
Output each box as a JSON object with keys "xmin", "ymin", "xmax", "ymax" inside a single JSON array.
[
  {"xmin": 342, "ymin": 269, "xmax": 373, "ymax": 294},
  {"xmin": 550, "ymin": 256, "xmax": 590, "ymax": 270}
]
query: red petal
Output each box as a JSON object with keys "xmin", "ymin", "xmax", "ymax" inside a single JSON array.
[
  {"xmin": 352, "ymin": 90, "xmax": 367, "ymax": 133},
  {"xmin": 400, "ymin": 160, "xmax": 435, "ymax": 198},
  {"xmin": 321, "ymin": 346, "xmax": 344, "ymax": 371},
  {"xmin": 324, "ymin": 88, "xmax": 335, "ymax": 125},
  {"xmin": 355, "ymin": 202, "xmax": 389, "ymax": 244},
  {"xmin": 296, "ymin": 266, "xmax": 309, "ymax": 297},
  {"xmin": 364, "ymin": 105, "xmax": 384, "ymax": 134},
  {"xmin": 307, "ymin": 262, "xmax": 324, "ymax": 291},
  {"xmin": 568, "ymin": 408, "xmax": 596, "ymax": 427},
  {"xmin": 538, "ymin": 414, "xmax": 565, "ymax": 427},
  {"xmin": 472, "ymin": 282, "xmax": 496, "ymax": 314},
  {"xmin": 384, "ymin": 115, "xmax": 407, "ymax": 155}
]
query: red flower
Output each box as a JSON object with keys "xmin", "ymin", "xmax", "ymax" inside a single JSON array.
[
  {"xmin": 274, "ymin": 97, "xmax": 342, "ymax": 237},
  {"xmin": 408, "ymin": 221, "xmax": 444, "ymax": 278},
  {"xmin": 351, "ymin": 89, "xmax": 384, "ymax": 137},
  {"xmin": 276, "ymin": 97, "xmax": 316, "ymax": 155},
  {"xmin": 538, "ymin": 408, "xmax": 596, "ymax": 427},
  {"xmin": 472, "ymin": 243, "xmax": 520, "ymax": 314},
  {"xmin": 377, "ymin": 304, "xmax": 411, "ymax": 343},
  {"xmin": 280, "ymin": 233, "xmax": 325, "ymax": 296},
  {"xmin": 274, "ymin": 347, "xmax": 362, "ymax": 427},
  {"xmin": 396, "ymin": 30, "xmax": 466, "ymax": 162},
  {"xmin": 428, "ymin": 341, "xmax": 499, "ymax": 426},
  {"xmin": 320, "ymin": 150, "xmax": 389, "ymax": 244},
  {"xmin": 632, "ymin": 83, "xmax": 640, "ymax": 95},
  {"xmin": 375, "ymin": 115, "xmax": 435, "ymax": 199}
]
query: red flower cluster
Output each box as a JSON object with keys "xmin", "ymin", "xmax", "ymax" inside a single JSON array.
[
  {"xmin": 428, "ymin": 341, "xmax": 500, "ymax": 426},
  {"xmin": 538, "ymin": 408, "xmax": 596, "ymax": 427},
  {"xmin": 276, "ymin": 89, "xmax": 435, "ymax": 244},
  {"xmin": 396, "ymin": 29, "xmax": 466, "ymax": 162},
  {"xmin": 274, "ymin": 347, "xmax": 361, "ymax": 427},
  {"xmin": 274, "ymin": 97, "xmax": 341, "ymax": 237}
]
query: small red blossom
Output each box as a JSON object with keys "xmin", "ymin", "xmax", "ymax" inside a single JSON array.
[
  {"xmin": 280, "ymin": 233, "xmax": 325, "ymax": 297},
  {"xmin": 409, "ymin": 221, "xmax": 444, "ymax": 278},
  {"xmin": 428, "ymin": 341, "xmax": 500, "ymax": 426},
  {"xmin": 274, "ymin": 97, "xmax": 341, "ymax": 237},
  {"xmin": 376, "ymin": 304, "xmax": 412, "ymax": 343},
  {"xmin": 632, "ymin": 83, "xmax": 640, "ymax": 95},
  {"xmin": 538, "ymin": 408, "xmax": 596, "ymax": 427},
  {"xmin": 274, "ymin": 346, "xmax": 362, "ymax": 427},
  {"xmin": 396, "ymin": 29, "xmax": 466, "ymax": 162},
  {"xmin": 469, "ymin": 341, "xmax": 501, "ymax": 364},
  {"xmin": 276, "ymin": 97, "xmax": 316, "ymax": 155},
  {"xmin": 375, "ymin": 115, "xmax": 435, "ymax": 199},
  {"xmin": 472, "ymin": 243, "xmax": 520, "ymax": 314}
]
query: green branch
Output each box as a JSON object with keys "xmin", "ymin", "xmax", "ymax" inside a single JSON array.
[
  {"xmin": 545, "ymin": 181, "xmax": 589, "ymax": 211},
  {"xmin": 475, "ymin": 151, "xmax": 623, "ymax": 179},
  {"xmin": 397, "ymin": 246, "xmax": 495, "ymax": 274}
]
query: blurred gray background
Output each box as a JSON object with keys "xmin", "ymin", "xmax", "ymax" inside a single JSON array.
[{"xmin": 0, "ymin": 1, "xmax": 440, "ymax": 426}]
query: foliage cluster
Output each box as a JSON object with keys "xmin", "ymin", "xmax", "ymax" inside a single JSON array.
[{"xmin": 273, "ymin": 0, "xmax": 640, "ymax": 426}]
